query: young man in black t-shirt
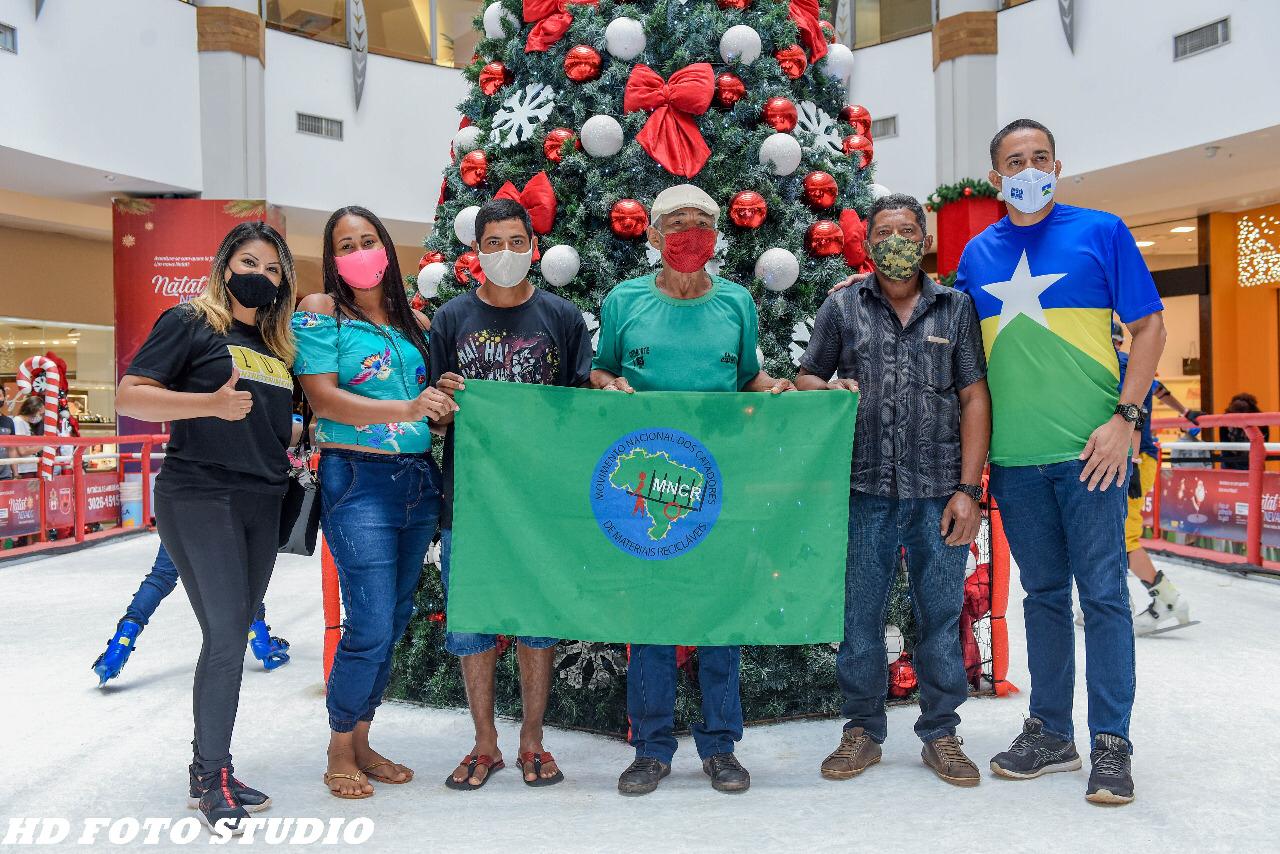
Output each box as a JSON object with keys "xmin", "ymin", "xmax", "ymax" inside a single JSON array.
[{"xmin": 429, "ymin": 199, "xmax": 592, "ymax": 790}]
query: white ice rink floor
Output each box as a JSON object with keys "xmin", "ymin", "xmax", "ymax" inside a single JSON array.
[{"xmin": 2, "ymin": 533, "xmax": 1278, "ymax": 853}]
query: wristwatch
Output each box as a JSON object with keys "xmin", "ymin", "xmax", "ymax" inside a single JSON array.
[
  {"xmin": 955, "ymin": 483, "xmax": 983, "ymax": 502},
  {"xmin": 1114, "ymin": 403, "xmax": 1145, "ymax": 427}
]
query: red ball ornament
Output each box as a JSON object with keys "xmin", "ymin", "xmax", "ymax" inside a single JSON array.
[
  {"xmin": 717, "ymin": 0, "xmax": 750, "ymax": 7},
  {"xmin": 543, "ymin": 127, "xmax": 578, "ymax": 162},
  {"xmin": 842, "ymin": 133, "xmax": 874, "ymax": 168},
  {"xmin": 714, "ymin": 72, "xmax": 747, "ymax": 109},
  {"xmin": 819, "ymin": 19, "xmax": 837, "ymax": 44},
  {"xmin": 775, "ymin": 45, "xmax": 808, "ymax": 80},
  {"xmin": 454, "ymin": 251, "xmax": 480, "ymax": 284},
  {"xmin": 803, "ymin": 171, "xmax": 838, "ymax": 209},
  {"xmin": 762, "ymin": 97, "xmax": 798, "ymax": 133},
  {"xmin": 888, "ymin": 655, "xmax": 918, "ymax": 698},
  {"xmin": 840, "ymin": 104, "xmax": 873, "ymax": 136},
  {"xmin": 962, "ymin": 186, "xmax": 974, "ymax": 196},
  {"xmin": 459, "ymin": 150, "xmax": 488, "ymax": 187},
  {"xmin": 479, "ymin": 62, "xmax": 511, "ymax": 96},
  {"xmin": 418, "ymin": 250, "xmax": 445, "ymax": 271},
  {"xmin": 729, "ymin": 191, "xmax": 768, "ymax": 229},
  {"xmin": 410, "ymin": 293, "xmax": 428, "ymax": 312},
  {"xmin": 609, "ymin": 199, "xmax": 650, "ymax": 239},
  {"xmin": 806, "ymin": 220, "xmax": 846, "ymax": 257},
  {"xmin": 564, "ymin": 45, "xmax": 602, "ymax": 83}
]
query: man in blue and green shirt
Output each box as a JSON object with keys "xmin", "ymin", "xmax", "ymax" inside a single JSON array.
[
  {"xmin": 955, "ymin": 119, "xmax": 1167, "ymax": 806},
  {"xmin": 591, "ymin": 184, "xmax": 794, "ymax": 796}
]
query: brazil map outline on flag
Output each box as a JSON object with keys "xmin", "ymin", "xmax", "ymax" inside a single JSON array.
[{"xmin": 608, "ymin": 449, "xmax": 704, "ymax": 541}]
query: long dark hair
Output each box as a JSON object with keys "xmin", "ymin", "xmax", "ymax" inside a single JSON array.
[{"xmin": 321, "ymin": 205, "xmax": 429, "ymax": 365}]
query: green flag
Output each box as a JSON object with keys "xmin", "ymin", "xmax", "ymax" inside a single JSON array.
[{"xmin": 448, "ymin": 380, "xmax": 857, "ymax": 646}]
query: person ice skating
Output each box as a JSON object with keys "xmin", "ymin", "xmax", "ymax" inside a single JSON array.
[
  {"xmin": 116, "ymin": 221, "xmax": 298, "ymax": 833},
  {"xmin": 1110, "ymin": 322, "xmax": 1192, "ymax": 636},
  {"xmin": 90, "ymin": 542, "xmax": 291, "ymax": 687},
  {"xmin": 293, "ymin": 206, "xmax": 455, "ymax": 800},
  {"xmin": 429, "ymin": 198, "xmax": 593, "ymax": 791},
  {"xmin": 1220, "ymin": 393, "xmax": 1269, "ymax": 470},
  {"xmin": 591, "ymin": 185, "xmax": 796, "ymax": 796},
  {"xmin": 955, "ymin": 120, "xmax": 1166, "ymax": 805},
  {"xmin": 797, "ymin": 194, "xmax": 991, "ymax": 787}
]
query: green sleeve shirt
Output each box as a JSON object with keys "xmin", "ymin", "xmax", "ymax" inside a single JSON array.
[{"xmin": 593, "ymin": 273, "xmax": 762, "ymax": 392}]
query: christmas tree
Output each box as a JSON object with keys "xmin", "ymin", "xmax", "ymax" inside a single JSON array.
[{"xmin": 387, "ymin": 0, "xmax": 987, "ymax": 733}]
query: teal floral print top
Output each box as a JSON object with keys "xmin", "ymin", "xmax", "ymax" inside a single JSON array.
[{"xmin": 291, "ymin": 311, "xmax": 431, "ymax": 453}]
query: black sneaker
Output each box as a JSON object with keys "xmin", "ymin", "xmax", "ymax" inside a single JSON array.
[
  {"xmin": 194, "ymin": 767, "xmax": 250, "ymax": 835},
  {"xmin": 990, "ymin": 718, "xmax": 1082, "ymax": 779},
  {"xmin": 188, "ymin": 765, "xmax": 271, "ymax": 813},
  {"xmin": 702, "ymin": 753, "xmax": 751, "ymax": 793},
  {"xmin": 1086, "ymin": 734, "xmax": 1135, "ymax": 805},
  {"xmin": 617, "ymin": 757, "xmax": 670, "ymax": 796}
]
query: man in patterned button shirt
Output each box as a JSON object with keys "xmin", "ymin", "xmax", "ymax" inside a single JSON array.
[{"xmin": 796, "ymin": 193, "xmax": 991, "ymax": 788}]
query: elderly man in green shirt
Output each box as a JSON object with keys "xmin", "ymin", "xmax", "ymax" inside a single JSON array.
[{"xmin": 591, "ymin": 184, "xmax": 794, "ymax": 796}]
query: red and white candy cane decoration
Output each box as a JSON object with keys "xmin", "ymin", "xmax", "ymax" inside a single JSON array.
[{"xmin": 16, "ymin": 355, "xmax": 62, "ymax": 480}]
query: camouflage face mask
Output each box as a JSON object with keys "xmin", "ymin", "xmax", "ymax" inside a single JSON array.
[{"xmin": 869, "ymin": 234, "xmax": 924, "ymax": 281}]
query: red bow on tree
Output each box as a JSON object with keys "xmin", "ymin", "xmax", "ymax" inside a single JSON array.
[
  {"xmin": 789, "ymin": 0, "xmax": 829, "ymax": 64},
  {"xmin": 623, "ymin": 63, "xmax": 715, "ymax": 178},
  {"xmin": 839, "ymin": 209, "xmax": 875, "ymax": 272},
  {"xmin": 523, "ymin": 0, "xmax": 598, "ymax": 53},
  {"xmin": 494, "ymin": 171, "xmax": 557, "ymax": 234}
]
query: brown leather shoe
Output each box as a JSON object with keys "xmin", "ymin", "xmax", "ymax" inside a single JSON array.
[
  {"xmin": 820, "ymin": 727, "xmax": 882, "ymax": 780},
  {"xmin": 922, "ymin": 735, "xmax": 981, "ymax": 787}
]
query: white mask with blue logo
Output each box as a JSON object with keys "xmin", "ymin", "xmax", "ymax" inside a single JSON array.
[{"xmin": 1001, "ymin": 167, "xmax": 1056, "ymax": 215}]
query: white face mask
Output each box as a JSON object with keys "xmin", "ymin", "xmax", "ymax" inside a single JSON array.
[
  {"xmin": 477, "ymin": 247, "xmax": 533, "ymax": 288},
  {"xmin": 1001, "ymin": 166, "xmax": 1057, "ymax": 215}
]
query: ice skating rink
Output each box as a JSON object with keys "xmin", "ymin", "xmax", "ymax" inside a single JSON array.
[{"xmin": 3, "ymin": 533, "xmax": 1277, "ymax": 853}]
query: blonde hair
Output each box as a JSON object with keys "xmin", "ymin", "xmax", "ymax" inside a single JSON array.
[{"xmin": 189, "ymin": 221, "xmax": 297, "ymax": 364}]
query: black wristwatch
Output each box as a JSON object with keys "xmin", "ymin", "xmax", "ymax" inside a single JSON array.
[
  {"xmin": 1114, "ymin": 403, "xmax": 1146, "ymax": 427},
  {"xmin": 955, "ymin": 483, "xmax": 983, "ymax": 502}
]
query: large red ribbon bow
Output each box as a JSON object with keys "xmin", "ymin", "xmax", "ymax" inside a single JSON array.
[
  {"xmin": 623, "ymin": 63, "xmax": 715, "ymax": 178},
  {"xmin": 789, "ymin": 0, "xmax": 829, "ymax": 64},
  {"xmin": 840, "ymin": 209, "xmax": 875, "ymax": 272},
  {"xmin": 523, "ymin": 0, "xmax": 597, "ymax": 53},
  {"xmin": 494, "ymin": 171, "xmax": 557, "ymax": 234}
]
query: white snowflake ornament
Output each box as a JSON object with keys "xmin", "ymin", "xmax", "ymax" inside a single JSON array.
[
  {"xmin": 581, "ymin": 310, "xmax": 601, "ymax": 353},
  {"xmin": 490, "ymin": 83, "xmax": 557, "ymax": 149},
  {"xmin": 789, "ymin": 316, "xmax": 816, "ymax": 366},
  {"xmin": 796, "ymin": 101, "xmax": 843, "ymax": 155}
]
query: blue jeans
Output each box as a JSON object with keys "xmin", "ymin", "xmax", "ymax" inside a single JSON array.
[
  {"xmin": 438, "ymin": 528, "xmax": 557, "ymax": 656},
  {"xmin": 839, "ymin": 491, "xmax": 970, "ymax": 743},
  {"xmin": 321, "ymin": 449, "xmax": 441, "ymax": 733},
  {"xmin": 627, "ymin": 644, "xmax": 742, "ymax": 763},
  {"xmin": 989, "ymin": 459, "xmax": 1135, "ymax": 747},
  {"xmin": 124, "ymin": 543, "xmax": 266, "ymax": 627}
]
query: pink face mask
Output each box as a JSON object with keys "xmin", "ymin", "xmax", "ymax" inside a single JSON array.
[{"xmin": 334, "ymin": 246, "xmax": 389, "ymax": 290}]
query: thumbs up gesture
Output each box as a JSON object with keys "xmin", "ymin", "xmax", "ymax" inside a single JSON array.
[{"xmin": 209, "ymin": 365, "xmax": 254, "ymax": 421}]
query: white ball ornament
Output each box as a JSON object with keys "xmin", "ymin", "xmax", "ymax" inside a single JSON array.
[
  {"xmin": 884, "ymin": 625, "xmax": 904, "ymax": 664},
  {"xmin": 821, "ymin": 43, "xmax": 854, "ymax": 83},
  {"xmin": 580, "ymin": 114, "xmax": 624, "ymax": 157},
  {"xmin": 754, "ymin": 248, "xmax": 800, "ymax": 292},
  {"xmin": 452, "ymin": 125, "xmax": 483, "ymax": 156},
  {"xmin": 719, "ymin": 25, "xmax": 762, "ymax": 65},
  {"xmin": 540, "ymin": 245, "xmax": 581, "ymax": 287},
  {"xmin": 483, "ymin": 2, "xmax": 519, "ymax": 39},
  {"xmin": 453, "ymin": 205, "xmax": 480, "ymax": 246},
  {"xmin": 758, "ymin": 132, "xmax": 803, "ymax": 175},
  {"xmin": 605, "ymin": 17, "xmax": 646, "ymax": 61},
  {"xmin": 869, "ymin": 183, "xmax": 893, "ymax": 200},
  {"xmin": 417, "ymin": 262, "xmax": 448, "ymax": 299}
]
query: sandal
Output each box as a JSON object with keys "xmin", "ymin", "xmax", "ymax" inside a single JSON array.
[
  {"xmin": 519, "ymin": 751, "xmax": 565, "ymax": 788},
  {"xmin": 444, "ymin": 754, "xmax": 505, "ymax": 791},
  {"xmin": 362, "ymin": 760, "xmax": 414, "ymax": 785},
  {"xmin": 323, "ymin": 770, "xmax": 373, "ymax": 800}
]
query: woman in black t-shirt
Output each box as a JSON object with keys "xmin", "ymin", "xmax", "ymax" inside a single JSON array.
[{"xmin": 117, "ymin": 221, "xmax": 296, "ymax": 834}]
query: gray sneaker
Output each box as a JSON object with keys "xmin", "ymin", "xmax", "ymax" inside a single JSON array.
[
  {"xmin": 1085, "ymin": 734, "xmax": 1135, "ymax": 805},
  {"xmin": 990, "ymin": 718, "xmax": 1082, "ymax": 779}
]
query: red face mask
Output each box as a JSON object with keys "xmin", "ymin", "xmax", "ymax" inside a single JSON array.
[{"xmin": 660, "ymin": 227, "xmax": 717, "ymax": 274}]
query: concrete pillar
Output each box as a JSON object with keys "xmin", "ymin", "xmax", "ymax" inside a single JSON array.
[
  {"xmin": 193, "ymin": 2, "xmax": 266, "ymax": 198},
  {"xmin": 933, "ymin": 0, "xmax": 998, "ymax": 184}
]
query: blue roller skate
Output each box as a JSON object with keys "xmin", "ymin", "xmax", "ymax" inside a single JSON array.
[
  {"xmin": 92, "ymin": 618, "xmax": 143, "ymax": 687},
  {"xmin": 247, "ymin": 620, "xmax": 290, "ymax": 671}
]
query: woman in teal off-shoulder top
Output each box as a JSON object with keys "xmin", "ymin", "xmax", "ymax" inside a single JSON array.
[{"xmin": 293, "ymin": 206, "xmax": 456, "ymax": 800}]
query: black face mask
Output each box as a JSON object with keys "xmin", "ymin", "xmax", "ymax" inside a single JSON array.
[{"xmin": 226, "ymin": 271, "xmax": 279, "ymax": 309}]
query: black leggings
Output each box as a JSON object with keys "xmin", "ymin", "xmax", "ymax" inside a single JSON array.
[{"xmin": 155, "ymin": 484, "xmax": 282, "ymax": 778}]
